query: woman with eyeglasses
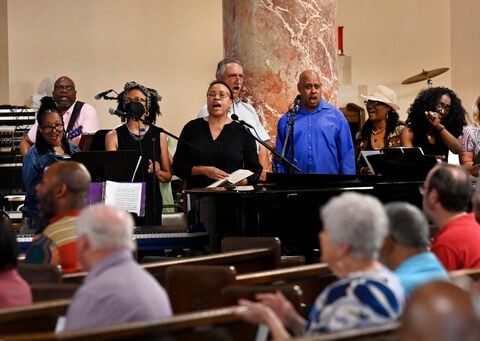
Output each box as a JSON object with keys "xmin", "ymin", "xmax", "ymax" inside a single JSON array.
[
  {"xmin": 402, "ymin": 87, "xmax": 466, "ymax": 162},
  {"xmin": 356, "ymin": 85, "xmax": 405, "ymax": 174},
  {"xmin": 105, "ymin": 81, "xmax": 171, "ymax": 226},
  {"xmin": 172, "ymin": 80, "xmax": 261, "ymax": 189},
  {"xmin": 22, "ymin": 96, "xmax": 80, "ymax": 232}
]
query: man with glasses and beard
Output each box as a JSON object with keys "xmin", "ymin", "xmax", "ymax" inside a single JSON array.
[{"xmin": 20, "ymin": 76, "xmax": 99, "ymax": 156}]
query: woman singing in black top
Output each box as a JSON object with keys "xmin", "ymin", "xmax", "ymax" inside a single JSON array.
[{"xmin": 105, "ymin": 81, "xmax": 171, "ymax": 226}]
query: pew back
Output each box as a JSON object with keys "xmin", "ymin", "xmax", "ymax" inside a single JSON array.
[
  {"xmin": 63, "ymin": 246, "xmax": 279, "ymax": 285},
  {"xmin": 0, "ymin": 299, "xmax": 70, "ymax": 335}
]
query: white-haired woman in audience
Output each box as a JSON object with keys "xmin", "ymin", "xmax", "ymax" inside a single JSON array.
[
  {"xmin": 460, "ymin": 96, "xmax": 480, "ymax": 176},
  {"xmin": 235, "ymin": 192, "xmax": 405, "ymax": 339}
]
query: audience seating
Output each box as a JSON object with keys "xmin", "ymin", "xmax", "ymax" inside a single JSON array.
[
  {"xmin": 63, "ymin": 246, "xmax": 280, "ymax": 285},
  {"xmin": 30, "ymin": 283, "xmax": 80, "ymax": 302},
  {"xmin": 0, "ymin": 299, "xmax": 70, "ymax": 335},
  {"xmin": 288, "ymin": 321, "xmax": 401, "ymax": 340},
  {"xmin": 165, "ymin": 265, "xmax": 237, "ymax": 313},
  {"xmin": 1, "ymin": 306, "xmax": 256, "ymax": 340},
  {"xmin": 448, "ymin": 268, "xmax": 480, "ymax": 281},
  {"xmin": 17, "ymin": 263, "xmax": 62, "ymax": 284}
]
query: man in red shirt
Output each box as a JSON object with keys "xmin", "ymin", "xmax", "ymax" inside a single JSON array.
[{"xmin": 421, "ymin": 163, "xmax": 480, "ymax": 270}]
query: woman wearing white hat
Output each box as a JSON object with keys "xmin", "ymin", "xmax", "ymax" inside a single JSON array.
[{"xmin": 356, "ymin": 85, "xmax": 405, "ymax": 174}]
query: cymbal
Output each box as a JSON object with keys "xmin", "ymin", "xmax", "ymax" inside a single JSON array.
[{"xmin": 401, "ymin": 67, "xmax": 449, "ymax": 85}]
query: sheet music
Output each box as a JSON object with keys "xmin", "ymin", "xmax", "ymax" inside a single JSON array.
[
  {"xmin": 104, "ymin": 181, "xmax": 144, "ymax": 216},
  {"xmin": 361, "ymin": 150, "xmax": 381, "ymax": 175}
]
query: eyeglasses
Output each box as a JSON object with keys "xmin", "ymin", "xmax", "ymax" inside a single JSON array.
[
  {"xmin": 207, "ymin": 92, "xmax": 230, "ymax": 99},
  {"xmin": 42, "ymin": 123, "xmax": 64, "ymax": 133},
  {"xmin": 418, "ymin": 182, "xmax": 427, "ymax": 195},
  {"xmin": 436, "ymin": 102, "xmax": 451, "ymax": 114},
  {"xmin": 54, "ymin": 85, "xmax": 74, "ymax": 92},
  {"xmin": 125, "ymin": 98, "xmax": 147, "ymax": 104},
  {"xmin": 364, "ymin": 100, "xmax": 383, "ymax": 107}
]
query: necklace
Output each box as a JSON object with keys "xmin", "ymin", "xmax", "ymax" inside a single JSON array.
[
  {"xmin": 371, "ymin": 128, "xmax": 386, "ymax": 144},
  {"xmin": 126, "ymin": 125, "xmax": 148, "ymax": 141},
  {"xmin": 371, "ymin": 128, "xmax": 386, "ymax": 135}
]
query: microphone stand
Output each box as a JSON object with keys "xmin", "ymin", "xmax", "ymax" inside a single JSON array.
[
  {"xmin": 127, "ymin": 115, "xmax": 203, "ymax": 226},
  {"xmin": 277, "ymin": 107, "xmax": 299, "ymax": 173},
  {"xmin": 234, "ymin": 120, "xmax": 300, "ymax": 174}
]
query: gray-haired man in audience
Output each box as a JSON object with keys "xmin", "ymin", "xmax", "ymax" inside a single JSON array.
[{"xmin": 64, "ymin": 204, "xmax": 172, "ymax": 330}]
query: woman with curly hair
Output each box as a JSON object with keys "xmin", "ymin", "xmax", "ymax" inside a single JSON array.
[
  {"xmin": 106, "ymin": 81, "xmax": 171, "ymax": 226},
  {"xmin": 22, "ymin": 96, "xmax": 80, "ymax": 232},
  {"xmin": 402, "ymin": 87, "xmax": 466, "ymax": 162},
  {"xmin": 356, "ymin": 85, "xmax": 405, "ymax": 174},
  {"xmin": 460, "ymin": 96, "xmax": 480, "ymax": 176}
]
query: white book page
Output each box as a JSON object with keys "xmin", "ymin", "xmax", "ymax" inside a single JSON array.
[
  {"xmin": 207, "ymin": 169, "xmax": 254, "ymax": 188},
  {"xmin": 104, "ymin": 181, "xmax": 142, "ymax": 215}
]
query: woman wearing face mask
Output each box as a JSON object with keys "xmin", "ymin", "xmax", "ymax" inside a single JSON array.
[
  {"xmin": 356, "ymin": 85, "xmax": 405, "ymax": 174},
  {"xmin": 22, "ymin": 96, "xmax": 80, "ymax": 232},
  {"xmin": 402, "ymin": 87, "xmax": 466, "ymax": 162},
  {"xmin": 105, "ymin": 81, "xmax": 171, "ymax": 226}
]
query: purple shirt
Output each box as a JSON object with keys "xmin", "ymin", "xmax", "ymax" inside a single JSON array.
[{"xmin": 64, "ymin": 249, "xmax": 172, "ymax": 331}]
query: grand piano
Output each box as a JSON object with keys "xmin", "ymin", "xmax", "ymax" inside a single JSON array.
[{"xmin": 186, "ymin": 173, "xmax": 425, "ymax": 262}]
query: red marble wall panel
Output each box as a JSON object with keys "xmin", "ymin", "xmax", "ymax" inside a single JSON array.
[{"xmin": 223, "ymin": 0, "xmax": 338, "ymax": 141}]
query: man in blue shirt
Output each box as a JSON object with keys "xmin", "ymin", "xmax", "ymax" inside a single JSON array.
[
  {"xmin": 380, "ymin": 201, "xmax": 449, "ymax": 296},
  {"xmin": 274, "ymin": 69, "xmax": 355, "ymax": 174}
]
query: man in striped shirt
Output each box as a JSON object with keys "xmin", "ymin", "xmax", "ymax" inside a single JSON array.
[{"xmin": 24, "ymin": 161, "xmax": 91, "ymax": 273}]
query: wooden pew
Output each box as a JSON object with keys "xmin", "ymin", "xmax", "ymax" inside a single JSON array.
[
  {"xmin": 17, "ymin": 263, "xmax": 62, "ymax": 284},
  {"xmin": 448, "ymin": 268, "xmax": 480, "ymax": 281},
  {"xmin": 288, "ymin": 321, "xmax": 401, "ymax": 340},
  {"xmin": 63, "ymin": 246, "xmax": 280, "ymax": 285},
  {"xmin": 1, "ymin": 306, "xmax": 258, "ymax": 341},
  {"xmin": 235, "ymin": 262, "xmax": 335, "ymax": 305},
  {"xmin": 0, "ymin": 299, "xmax": 70, "ymax": 335},
  {"xmin": 164, "ymin": 262, "xmax": 334, "ymax": 316}
]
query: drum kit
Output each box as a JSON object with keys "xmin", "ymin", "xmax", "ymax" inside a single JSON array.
[{"xmin": 401, "ymin": 67, "xmax": 449, "ymax": 88}]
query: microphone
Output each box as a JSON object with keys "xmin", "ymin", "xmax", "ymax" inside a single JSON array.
[
  {"xmin": 94, "ymin": 89, "xmax": 114, "ymax": 100},
  {"xmin": 109, "ymin": 107, "xmax": 128, "ymax": 119},
  {"xmin": 231, "ymin": 114, "xmax": 254, "ymax": 129},
  {"xmin": 294, "ymin": 95, "xmax": 302, "ymax": 113}
]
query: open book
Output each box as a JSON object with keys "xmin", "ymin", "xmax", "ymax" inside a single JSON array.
[
  {"xmin": 88, "ymin": 180, "xmax": 146, "ymax": 216},
  {"xmin": 207, "ymin": 169, "xmax": 254, "ymax": 188}
]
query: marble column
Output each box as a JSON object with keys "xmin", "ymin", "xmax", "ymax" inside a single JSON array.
[{"xmin": 223, "ymin": 0, "xmax": 338, "ymax": 140}]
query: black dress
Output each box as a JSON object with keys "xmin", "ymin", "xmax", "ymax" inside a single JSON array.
[
  {"xmin": 116, "ymin": 124, "xmax": 163, "ymax": 226},
  {"xmin": 172, "ymin": 118, "xmax": 261, "ymax": 188}
]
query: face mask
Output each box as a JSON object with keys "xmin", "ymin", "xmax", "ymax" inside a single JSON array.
[{"xmin": 124, "ymin": 101, "xmax": 145, "ymax": 119}]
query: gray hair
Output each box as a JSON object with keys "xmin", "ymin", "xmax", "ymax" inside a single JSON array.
[
  {"xmin": 215, "ymin": 58, "xmax": 243, "ymax": 78},
  {"xmin": 320, "ymin": 192, "xmax": 388, "ymax": 259},
  {"xmin": 77, "ymin": 204, "xmax": 135, "ymax": 252},
  {"xmin": 385, "ymin": 202, "xmax": 429, "ymax": 249}
]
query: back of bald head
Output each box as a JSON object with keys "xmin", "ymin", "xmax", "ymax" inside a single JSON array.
[
  {"xmin": 53, "ymin": 161, "xmax": 91, "ymax": 195},
  {"xmin": 401, "ymin": 281, "xmax": 480, "ymax": 341}
]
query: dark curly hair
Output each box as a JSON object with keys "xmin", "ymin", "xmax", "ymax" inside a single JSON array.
[
  {"xmin": 116, "ymin": 81, "xmax": 162, "ymax": 124},
  {"xmin": 406, "ymin": 87, "xmax": 466, "ymax": 144},
  {"xmin": 35, "ymin": 96, "xmax": 72, "ymax": 155},
  {"xmin": 359, "ymin": 108, "xmax": 401, "ymax": 140}
]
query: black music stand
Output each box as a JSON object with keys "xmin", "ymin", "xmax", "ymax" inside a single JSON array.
[
  {"xmin": 72, "ymin": 150, "xmax": 142, "ymax": 182},
  {"xmin": 364, "ymin": 147, "xmax": 437, "ymax": 180}
]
